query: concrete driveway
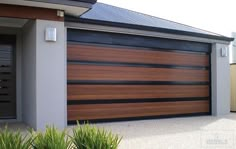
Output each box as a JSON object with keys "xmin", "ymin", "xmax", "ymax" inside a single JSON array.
[
  {"xmin": 95, "ymin": 113, "xmax": 236, "ymax": 149},
  {"xmin": 1, "ymin": 113, "xmax": 236, "ymax": 149}
]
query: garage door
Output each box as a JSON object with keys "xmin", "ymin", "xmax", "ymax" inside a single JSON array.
[{"xmin": 67, "ymin": 29, "xmax": 211, "ymax": 124}]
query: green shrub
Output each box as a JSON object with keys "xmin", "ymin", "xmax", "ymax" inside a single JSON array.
[
  {"xmin": 0, "ymin": 126, "xmax": 32, "ymax": 149},
  {"xmin": 31, "ymin": 126, "xmax": 72, "ymax": 149},
  {"xmin": 0, "ymin": 124, "xmax": 121, "ymax": 149},
  {"xmin": 71, "ymin": 123, "xmax": 122, "ymax": 149}
]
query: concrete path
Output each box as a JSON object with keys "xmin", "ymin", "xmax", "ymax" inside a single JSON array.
[
  {"xmin": 95, "ymin": 114, "xmax": 236, "ymax": 149},
  {"xmin": 2, "ymin": 113, "xmax": 236, "ymax": 149}
]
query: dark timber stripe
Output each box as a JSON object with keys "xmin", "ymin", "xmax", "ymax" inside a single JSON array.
[
  {"xmin": 0, "ymin": 100, "xmax": 11, "ymax": 103},
  {"xmin": 67, "ymin": 97, "xmax": 209, "ymax": 105},
  {"xmin": 66, "ymin": 29, "xmax": 212, "ymax": 123},
  {"xmin": 67, "ymin": 29, "xmax": 211, "ymax": 52},
  {"xmin": 67, "ymin": 112, "xmax": 211, "ymax": 125},
  {"xmin": 208, "ymin": 51, "xmax": 212, "ymax": 115},
  {"xmin": 67, "ymin": 80, "xmax": 209, "ymax": 85},
  {"xmin": 67, "ymin": 41, "xmax": 209, "ymax": 55},
  {"xmin": 67, "ymin": 60, "xmax": 209, "ymax": 70}
]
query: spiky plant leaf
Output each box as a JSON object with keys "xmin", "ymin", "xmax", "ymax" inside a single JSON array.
[
  {"xmin": 31, "ymin": 126, "xmax": 72, "ymax": 149},
  {"xmin": 71, "ymin": 123, "xmax": 122, "ymax": 149},
  {"xmin": 0, "ymin": 126, "xmax": 32, "ymax": 149}
]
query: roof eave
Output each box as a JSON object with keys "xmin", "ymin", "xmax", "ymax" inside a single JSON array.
[
  {"xmin": 0, "ymin": 0, "xmax": 97, "ymax": 16},
  {"xmin": 27, "ymin": 0, "xmax": 96, "ymax": 8},
  {"xmin": 66, "ymin": 16, "xmax": 234, "ymax": 42},
  {"xmin": 68, "ymin": 0, "xmax": 97, "ymax": 5}
]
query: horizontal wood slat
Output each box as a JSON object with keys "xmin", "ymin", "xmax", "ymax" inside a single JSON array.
[
  {"xmin": 68, "ymin": 44, "xmax": 209, "ymax": 67},
  {"xmin": 0, "ymin": 67, "xmax": 11, "ymax": 72},
  {"xmin": 68, "ymin": 100, "xmax": 209, "ymax": 120},
  {"xmin": 0, "ymin": 53, "xmax": 11, "ymax": 59},
  {"xmin": 0, "ymin": 60, "xmax": 11, "ymax": 65},
  {"xmin": 0, "ymin": 103, "xmax": 15, "ymax": 118},
  {"xmin": 0, "ymin": 74, "xmax": 11, "ymax": 80},
  {"xmin": 68, "ymin": 64, "xmax": 209, "ymax": 82},
  {"xmin": 0, "ymin": 96, "xmax": 11, "ymax": 100},
  {"xmin": 0, "ymin": 88, "xmax": 10, "ymax": 94},
  {"xmin": 0, "ymin": 35, "xmax": 16, "ymax": 118},
  {"xmin": 0, "ymin": 46, "xmax": 11, "ymax": 51},
  {"xmin": 68, "ymin": 97, "xmax": 209, "ymax": 105},
  {"xmin": 68, "ymin": 85, "xmax": 209, "ymax": 100},
  {"xmin": 67, "ymin": 29, "xmax": 211, "ymax": 52},
  {"xmin": 0, "ymin": 81, "xmax": 11, "ymax": 87},
  {"xmin": 67, "ymin": 39, "xmax": 210, "ymax": 122},
  {"xmin": 0, "ymin": 49, "xmax": 11, "ymax": 52}
]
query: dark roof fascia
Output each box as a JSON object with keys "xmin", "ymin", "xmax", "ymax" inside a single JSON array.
[
  {"xmin": 27, "ymin": 0, "xmax": 97, "ymax": 8},
  {"xmin": 69, "ymin": 0, "xmax": 97, "ymax": 4},
  {"xmin": 65, "ymin": 16, "xmax": 234, "ymax": 42}
]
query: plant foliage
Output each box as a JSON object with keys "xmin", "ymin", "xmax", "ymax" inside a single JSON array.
[
  {"xmin": 0, "ymin": 124, "xmax": 122, "ymax": 149},
  {"xmin": 31, "ymin": 126, "xmax": 72, "ymax": 149},
  {"xmin": 0, "ymin": 126, "xmax": 32, "ymax": 149},
  {"xmin": 71, "ymin": 123, "xmax": 121, "ymax": 149}
]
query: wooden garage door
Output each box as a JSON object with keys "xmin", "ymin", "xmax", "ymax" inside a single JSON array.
[{"xmin": 67, "ymin": 29, "xmax": 211, "ymax": 124}]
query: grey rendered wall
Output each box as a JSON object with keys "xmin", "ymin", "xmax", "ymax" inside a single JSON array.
[
  {"xmin": 21, "ymin": 20, "xmax": 66, "ymax": 130},
  {"xmin": 35, "ymin": 20, "xmax": 66, "ymax": 130},
  {"xmin": 22, "ymin": 20, "xmax": 37, "ymax": 129},
  {"xmin": 211, "ymin": 43, "xmax": 231, "ymax": 116}
]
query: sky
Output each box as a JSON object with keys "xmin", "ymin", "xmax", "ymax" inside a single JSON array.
[{"xmin": 98, "ymin": 0, "xmax": 236, "ymax": 37}]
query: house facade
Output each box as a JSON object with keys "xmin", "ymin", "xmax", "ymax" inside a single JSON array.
[{"xmin": 0, "ymin": 0, "xmax": 233, "ymax": 130}]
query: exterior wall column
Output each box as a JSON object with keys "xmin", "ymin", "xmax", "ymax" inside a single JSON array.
[
  {"xmin": 35, "ymin": 19, "xmax": 66, "ymax": 130},
  {"xmin": 22, "ymin": 20, "xmax": 37, "ymax": 129},
  {"xmin": 211, "ymin": 43, "xmax": 231, "ymax": 116}
]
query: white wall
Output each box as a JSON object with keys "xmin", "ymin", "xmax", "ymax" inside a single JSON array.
[
  {"xmin": 35, "ymin": 20, "xmax": 66, "ymax": 130},
  {"xmin": 22, "ymin": 20, "xmax": 37, "ymax": 128},
  {"xmin": 211, "ymin": 43, "xmax": 231, "ymax": 116}
]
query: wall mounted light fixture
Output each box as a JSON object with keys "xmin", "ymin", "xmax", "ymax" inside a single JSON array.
[
  {"xmin": 57, "ymin": 10, "xmax": 64, "ymax": 17},
  {"xmin": 45, "ymin": 27, "xmax": 57, "ymax": 42},
  {"xmin": 221, "ymin": 47, "xmax": 228, "ymax": 57}
]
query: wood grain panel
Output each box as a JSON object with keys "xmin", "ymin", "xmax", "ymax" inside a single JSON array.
[
  {"xmin": 0, "ymin": 103, "xmax": 15, "ymax": 118},
  {"xmin": 68, "ymin": 64, "xmax": 209, "ymax": 82},
  {"xmin": 0, "ymin": 67, "xmax": 11, "ymax": 72},
  {"xmin": 0, "ymin": 81, "xmax": 11, "ymax": 87},
  {"xmin": 68, "ymin": 100, "xmax": 209, "ymax": 120},
  {"xmin": 0, "ymin": 88, "xmax": 10, "ymax": 94},
  {"xmin": 68, "ymin": 29, "xmax": 211, "ymax": 53},
  {"xmin": 0, "ymin": 74, "xmax": 11, "ymax": 80},
  {"xmin": 0, "ymin": 35, "xmax": 16, "ymax": 118},
  {"xmin": 0, "ymin": 60, "xmax": 11, "ymax": 65},
  {"xmin": 67, "ymin": 85, "xmax": 209, "ymax": 100},
  {"xmin": 0, "ymin": 96, "xmax": 11, "ymax": 100},
  {"xmin": 0, "ymin": 4, "xmax": 63, "ymax": 21},
  {"xmin": 67, "ymin": 41, "xmax": 210, "ymax": 122},
  {"xmin": 68, "ymin": 44, "xmax": 209, "ymax": 67},
  {"xmin": 0, "ymin": 53, "xmax": 11, "ymax": 59},
  {"xmin": 231, "ymin": 64, "xmax": 236, "ymax": 111}
]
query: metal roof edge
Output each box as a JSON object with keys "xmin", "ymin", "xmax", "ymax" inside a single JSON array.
[
  {"xmin": 26, "ymin": 0, "xmax": 96, "ymax": 8},
  {"xmin": 0, "ymin": 0, "xmax": 94, "ymax": 16},
  {"xmin": 65, "ymin": 16, "xmax": 234, "ymax": 42}
]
